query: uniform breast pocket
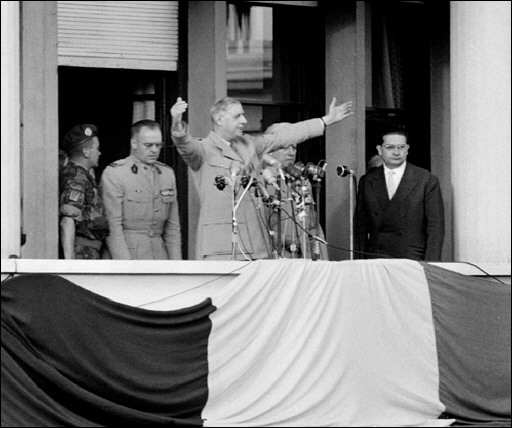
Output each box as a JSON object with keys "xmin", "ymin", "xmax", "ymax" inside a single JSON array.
[
  {"xmin": 160, "ymin": 188, "xmax": 175, "ymax": 203},
  {"xmin": 125, "ymin": 191, "xmax": 152, "ymax": 221},
  {"xmin": 206, "ymin": 158, "xmax": 238, "ymax": 178},
  {"xmin": 157, "ymin": 188, "xmax": 175, "ymax": 218}
]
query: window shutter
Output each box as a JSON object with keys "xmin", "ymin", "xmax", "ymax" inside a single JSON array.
[
  {"xmin": 247, "ymin": 1, "xmax": 318, "ymax": 6},
  {"xmin": 57, "ymin": 1, "xmax": 178, "ymax": 71}
]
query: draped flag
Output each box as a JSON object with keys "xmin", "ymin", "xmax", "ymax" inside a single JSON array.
[{"xmin": 2, "ymin": 260, "xmax": 510, "ymax": 427}]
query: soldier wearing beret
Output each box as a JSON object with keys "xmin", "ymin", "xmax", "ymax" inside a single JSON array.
[
  {"xmin": 59, "ymin": 124, "xmax": 109, "ymax": 259},
  {"xmin": 100, "ymin": 120, "xmax": 182, "ymax": 260}
]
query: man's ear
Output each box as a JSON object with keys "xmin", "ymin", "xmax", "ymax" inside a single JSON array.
[
  {"xmin": 214, "ymin": 112, "xmax": 224, "ymax": 127},
  {"xmin": 376, "ymin": 145, "xmax": 382, "ymax": 156}
]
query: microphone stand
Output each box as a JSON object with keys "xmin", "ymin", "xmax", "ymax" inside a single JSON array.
[
  {"xmin": 276, "ymin": 175, "xmax": 282, "ymax": 258},
  {"xmin": 336, "ymin": 165, "xmax": 356, "ymax": 260},
  {"xmin": 349, "ymin": 173, "xmax": 355, "ymax": 260},
  {"xmin": 311, "ymin": 176, "xmax": 322, "ymax": 261},
  {"xmin": 299, "ymin": 180, "xmax": 308, "ymax": 260},
  {"xmin": 231, "ymin": 175, "xmax": 254, "ymax": 260},
  {"xmin": 289, "ymin": 194, "xmax": 300, "ymax": 258},
  {"xmin": 231, "ymin": 185, "xmax": 238, "ymax": 260}
]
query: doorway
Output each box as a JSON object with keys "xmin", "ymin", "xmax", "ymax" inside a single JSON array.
[
  {"xmin": 366, "ymin": 1, "xmax": 431, "ymax": 170},
  {"xmin": 58, "ymin": 66, "xmax": 189, "ymax": 257}
]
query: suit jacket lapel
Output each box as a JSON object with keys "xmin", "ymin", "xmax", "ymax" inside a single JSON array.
[
  {"xmin": 370, "ymin": 167, "xmax": 390, "ymax": 210},
  {"xmin": 391, "ymin": 163, "xmax": 416, "ymax": 204}
]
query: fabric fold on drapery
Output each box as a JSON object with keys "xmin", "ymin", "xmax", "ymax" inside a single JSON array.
[
  {"xmin": 424, "ymin": 264, "xmax": 511, "ymax": 426},
  {"xmin": 1, "ymin": 260, "xmax": 510, "ymax": 427},
  {"xmin": 204, "ymin": 259, "xmax": 447, "ymax": 427},
  {"xmin": 2, "ymin": 274, "xmax": 215, "ymax": 427}
]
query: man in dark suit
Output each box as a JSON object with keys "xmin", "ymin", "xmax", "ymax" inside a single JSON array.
[{"xmin": 354, "ymin": 130, "xmax": 444, "ymax": 261}]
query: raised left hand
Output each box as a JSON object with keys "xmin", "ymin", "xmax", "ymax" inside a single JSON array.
[{"xmin": 323, "ymin": 97, "xmax": 353, "ymax": 126}]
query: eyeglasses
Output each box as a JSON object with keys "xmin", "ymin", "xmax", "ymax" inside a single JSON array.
[{"xmin": 381, "ymin": 144, "xmax": 408, "ymax": 151}]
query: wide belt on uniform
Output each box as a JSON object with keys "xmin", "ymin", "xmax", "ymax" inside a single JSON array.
[{"xmin": 124, "ymin": 229, "xmax": 163, "ymax": 238}]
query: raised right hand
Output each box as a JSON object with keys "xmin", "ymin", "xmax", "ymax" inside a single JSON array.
[{"xmin": 170, "ymin": 97, "xmax": 188, "ymax": 122}]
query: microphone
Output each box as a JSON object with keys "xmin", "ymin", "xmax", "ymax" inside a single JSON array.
[
  {"xmin": 284, "ymin": 163, "xmax": 304, "ymax": 180},
  {"xmin": 336, "ymin": 164, "xmax": 354, "ymax": 177},
  {"xmin": 261, "ymin": 155, "xmax": 285, "ymax": 181},
  {"xmin": 215, "ymin": 163, "xmax": 246, "ymax": 191},
  {"xmin": 287, "ymin": 161, "xmax": 328, "ymax": 180},
  {"xmin": 214, "ymin": 175, "xmax": 229, "ymax": 190},
  {"xmin": 305, "ymin": 161, "xmax": 327, "ymax": 179},
  {"xmin": 261, "ymin": 168, "xmax": 280, "ymax": 191},
  {"xmin": 254, "ymin": 180, "xmax": 281, "ymax": 207},
  {"xmin": 240, "ymin": 175, "xmax": 251, "ymax": 189},
  {"xmin": 254, "ymin": 179, "xmax": 271, "ymax": 200}
]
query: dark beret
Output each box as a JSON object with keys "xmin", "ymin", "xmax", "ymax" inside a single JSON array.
[{"xmin": 62, "ymin": 124, "xmax": 98, "ymax": 153}]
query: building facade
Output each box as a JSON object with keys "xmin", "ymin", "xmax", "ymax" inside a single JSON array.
[{"xmin": 1, "ymin": 1, "xmax": 510, "ymax": 267}]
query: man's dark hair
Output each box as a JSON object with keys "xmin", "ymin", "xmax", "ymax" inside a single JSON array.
[
  {"xmin": 382, "ymin": 129, "xmax": 408, "ymax": 140},
  {"xmin": 131, "ymin": 120, "xmax": 161, "ymax": 140}
]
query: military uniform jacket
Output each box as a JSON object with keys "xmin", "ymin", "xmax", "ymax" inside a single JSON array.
[
  {"xmin": 172, "ymin": 119, "xmax": 324, "ymax": 260},
  {"xmin": 59, "ymin": 162, "xmax": 108, "ymax": 242},
  {"xmin": 100, "ymin": 155, "xmax": 182, "ymax": 260},
  {"xmin": 354, "ymin": 163, "xmax": 445, "ymax": 261}
]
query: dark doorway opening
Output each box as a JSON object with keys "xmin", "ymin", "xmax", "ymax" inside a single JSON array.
[
  {"xmin": 366, "ymin": 1, "xmax": 431, "ymax": 170},
  {"xmin": 58, "ymin": 66, "xmax": 189, "ymax": 257}
]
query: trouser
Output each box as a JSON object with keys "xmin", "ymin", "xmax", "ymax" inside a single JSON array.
[{"xmin": 75, "ymin": 236, "xmax": 109, "ymax": 259}]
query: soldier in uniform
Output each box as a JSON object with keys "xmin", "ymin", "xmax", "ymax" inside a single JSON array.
[
  {"xmin": 170, "ymin": 96, "xmax": 352, "ymax": 260},
  {"xmin": 59, "ymin": 124, "xmax": 109, "ymax": 259},
  {"xmin": 100, "ymin": 120, "xmax": 182, "ymax": 260}
]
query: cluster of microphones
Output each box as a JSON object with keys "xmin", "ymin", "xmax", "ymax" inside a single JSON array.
[{"xmin": 214, "ymin": 160, "xmax": 353, "ymax": 193}]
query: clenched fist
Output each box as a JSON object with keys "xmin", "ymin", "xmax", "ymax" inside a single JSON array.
[{"xmin": 170, "ymin": 97, "xmax": 188, "ymax": 123}]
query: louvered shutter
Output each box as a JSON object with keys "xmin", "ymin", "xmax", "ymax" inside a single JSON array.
[
  {"xmin": 57, "ymin": 1, "xmax": 178, "ymax": 71},
  {"xmin": 248, "ymin": 1, "xmax": 318, "ymax": 6}
]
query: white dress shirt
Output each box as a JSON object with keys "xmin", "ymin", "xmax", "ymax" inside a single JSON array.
[{"xmin": 384, "ymin": 162, "xmax": 406, "ymax": 200}]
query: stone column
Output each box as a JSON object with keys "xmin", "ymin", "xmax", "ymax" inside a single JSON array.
[
  {"xmin": 325, "ymin": 2, "xmax": 365, "ymax": 260},
  {"xmin": 187, "ymin": 1, "xmax": 227, "ymax": 259},
  {"xmin": 1, "ymin": 1, "xmax": 21, "ymax": 258},
  {"xmin": 20, "ymin": 1, "xmax": 59, "ymax": 258},
  {"xmin": 450, "ymin": 1, "xmax": 511, "ymax": 263}
]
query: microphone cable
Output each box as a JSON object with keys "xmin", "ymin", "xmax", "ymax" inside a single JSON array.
[
  {"xmin": 278, "ymin": 208, "xmax": 508, "ymax": 285},
  {"xmin": 278, "ymin": 207, "xmax": 393, "ymax": 259},
  {"xmin": 456, "ymin": 261, "xmax": 507, "ymax": 285},
  {"xmin": 137, "ymin": 260, "xmax": 254, "ymax": 308}
]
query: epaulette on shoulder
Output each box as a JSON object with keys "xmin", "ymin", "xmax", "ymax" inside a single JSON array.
[
  {"xmin": 154, "ymin": 161, "xmax": 173, "ymax": 170},
  {"xmin": 108, "ymin": 158, "xmax": 129, "ymax": 168}
]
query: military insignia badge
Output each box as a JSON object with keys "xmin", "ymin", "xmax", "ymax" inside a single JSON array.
[
  {"xmin": 84, "ymin": 127, "xmax": 92, "ymax": 137},
  {"xmin": 160, "ymin": 189, "xmax": 175, "ymax": 197},
  {"xmin": 68, "ymin": 190, "xmax": 85, "ymax": 204}
]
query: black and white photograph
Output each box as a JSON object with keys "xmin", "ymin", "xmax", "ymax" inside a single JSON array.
[{"xmin": 1, "ymin": 1, "xmax": 510, "ymax": 426}]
